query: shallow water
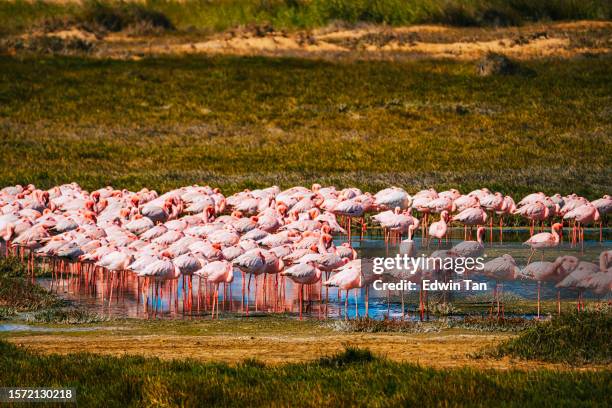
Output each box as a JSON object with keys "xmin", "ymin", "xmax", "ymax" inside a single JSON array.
[{"xmin": 36, "ymin": 227, "xmax": 611, "ymax": 320}]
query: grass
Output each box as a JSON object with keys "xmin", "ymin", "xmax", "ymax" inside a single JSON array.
[
  {"xmin": 0, "ymin": 257, "xmax": 108, "ymax": 324},
  {"xmin": 0, "ymin": 55, "xmax": 610, "ymax": 197},
  {"xmin": 1, "ymin": 0, "xmax": 611, "ymax": 36},
  {"xmin": 1, "ymin": 341, "xmax": 610, "ymax": 406},
  {"xmin": 0, "ymin": 257, "xmax": 61, "ymax": 312},
  {"xmin": 491, "ymin": 311, "xmax": 612, "ymax": 365}
]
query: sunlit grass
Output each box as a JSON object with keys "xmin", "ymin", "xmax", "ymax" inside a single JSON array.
[
  {"xmin": 490, "ymin": 311, "xmax": 612, "ymax": 364},
  {"xmin": 1, "ymin": 0, "xmax": 611, "ymax": 36},
  {"xmin": 1, "ymin": 55, "xmax": 610, "ymax": 196},
  {"xmin": 0, "ymin": 341, "xmax": 610, "ymax": 406}
]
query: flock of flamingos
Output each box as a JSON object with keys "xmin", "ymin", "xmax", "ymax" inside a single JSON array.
[{"xmin": 0, "ymin": 183, "xmax": 610, "ymax": 320}]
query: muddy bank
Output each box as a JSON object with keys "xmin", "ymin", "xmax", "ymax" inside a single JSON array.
[{"xmin": 3, "ymin": 20, "xmax": 611, "ymax": 60}]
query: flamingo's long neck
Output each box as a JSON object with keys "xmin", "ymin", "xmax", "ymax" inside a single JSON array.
[
  {"xmin": 551, "ymin": 225, "xmax": 560, "ymax": 243},
  {"xmin": 477, "ymin": 229, "xmax": 484, "ymax": 244}
]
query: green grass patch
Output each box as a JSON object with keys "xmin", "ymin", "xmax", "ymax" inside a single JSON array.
[
  {"xmin": 0, "ymin": 55, "xmax": 610, "ymax": 196},
  {"xmin": 0, "ymin": 257, "xmax": 108, "ymax": 323},
  {"xmin": 491, "ymin": 311, "xmax": 612, "ymax": 364},
  {"xmin": 1, "ymin": 341, "xmax": 611, "ymax": 406},
  {"xmin": 0, "ymin": 257, "xmax": 62, "ymax": 312},
  {"xmin": 1, "ymin": 0, "xmax": 611, "ymax": 36}
]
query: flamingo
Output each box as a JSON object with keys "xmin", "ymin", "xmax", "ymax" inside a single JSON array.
[
  {"xmin": 449, "ymin": 226, "xmax": 485, "ymax": 258},
  {"xmin": 495, "ymin": 195, "xmax": 516, "ymax": 242},
  {"xmin": 556, "ymin": 261, "xmax": 600, "ymax": 311},
  {"xmin": 517, "ymin": 260, "xmax": 565, "ymax": 318},
  {"xmin": 428, "ymin": 210, "xmax": 449, "ymax": 248},
  {"xmin": 452, "ymin": 207, "xmax": 487, "ymax": 240},
  {"xmin": 374, "ymin": 187, "xmax": 411, "ymax": 211},
  {"xmin": 332, "ymin": 199, "xmax": 366, "ymax": 243},
  {"xmin": 591, "ymin": 195, "xmax": 611, "ymax": 241},
  {"xmin": 323, "ymin": 260, "xmax": 364, "ymax": 319},
  {"xmin": 481, "ymin": 254, "xmax": 520, "ymax": 317},
  {"xmin": 399, "ymin": 224, "xmax": 417, "ymax": 257},
  {"xmin": 524, "ymin": 223, "xmax": 563, "ymax": 263},
  {"xmin": 195, "ymin": 260, "xmax": 234, "ymax": 318},
  {"xmin": 563, "ymin": 204, "xmax": 600, "ymax": 246},
  {"xmin": 233, "ymin": 249, "xmax": 267, "ymax": 314},
  {"xmin": 281, "ymin": 262, "xmax": 322, "ymax": 320},
  {"xmin": 138, "ymin": 258, "xmax": 181, "ymax": 313},
  {"xmin": 480, "ymin": 192, "xmax": 503, "ymax": 244},
  {"xmin": 514, "ymin": 201, "xmax": 549, "ymax": 236}
]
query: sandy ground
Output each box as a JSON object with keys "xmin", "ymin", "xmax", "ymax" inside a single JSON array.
[
  {"xmin": 8, "ymin": 20, "xmax": 612, "ymax": 60},
  {"xmin": 4, "ymin": 328, "xmax": 609, "ymax": 370}
]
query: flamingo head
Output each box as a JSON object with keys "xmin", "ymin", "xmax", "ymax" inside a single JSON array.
[
  {"xmin": 322, "ymin": 233, "xmax": 333, "ymax": 248},
  {"xmin": 2, "ymin": 223, "xmax": 15, "ymax": 241},
  {"xmin": 309, "ymin": 208, "xmax": 320, "ymax": 220},
  {"xmin": 277, "ymin": 203, "xmax": 288, "ymax": 216},
  {"xmin": 83, "ymin": 211, "xmax": 97, "ymax": 223}
]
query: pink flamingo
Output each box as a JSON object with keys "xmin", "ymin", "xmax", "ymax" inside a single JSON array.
[
  {"xmin": 563, "ymin": 204, "xmax": 599, "ymax": 246},
  {"xmin": 281, "ymin": 262, "xmax": 322, "ymax": 320},
  {"xmin": 449, "ymin": 226, "xmax": 485, "ymax": 258},
  {"xmin": 523, "ymin": 223, "xmax": 563, "ymax": 264},
  {"xmin": 233, "ymin": 249, "xmax": 267, "ymax": 314},
  {"xmin": 495, "ymin": 195, "xmax": 516, "ymax": 242},
  {"xmin": 591, "ymin": 195, "xmax": 611, "ymax": 241},
  {"xmin": 323, "ymin": 260, "xmax": 364, "ymax": 319},
  {"xmin": 480, "ymin": 192, "xmax": 503, "ymax": 244},
  {"xmin": 196, "ymin": 260, "xmax": 234, "ymax": 318},
  {"xmin": 428, "ymin": 210, "xmax": 449, "ymax": 248},
  {"xmin": 481, "ymin": 254, "xmax": 520, "ymax": 317},
  {"xmin": 556, "ymin": 261, "xmax": 599, "ymax": 311},
  {"xmin": 399, "ymin": 224, "xmax": 417, "ymax": 257},
  {"xmin": 518, "ymin": 261, "xmax": 563, "ymax": 318},
  {"xmin": 332, "ymin": 199, "xmax": 365, "ymax": 244},
  {"xmin": 452, "ymin": 207, "xmax": 487, "ymax": 240},
  {"xmin": 514, "ymin": 202, "xmax": 549, "ymax": 236}
]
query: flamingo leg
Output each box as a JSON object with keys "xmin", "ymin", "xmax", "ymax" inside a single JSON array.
[
  {"xmin": 344, "ymin": 290, "xmax": 349, "ymax": 321},
  {"xmin": 537, "ymin": 281, "xmax": 541, "ymax": 319},
  {"xmin": 365, "ymin": 285, "xmax": 369, "ymax": 318}
]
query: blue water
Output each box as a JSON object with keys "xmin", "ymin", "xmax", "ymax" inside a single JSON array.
[{"xmin": 36, "ymin": 227, "xmax": 611, "ymax": 320}]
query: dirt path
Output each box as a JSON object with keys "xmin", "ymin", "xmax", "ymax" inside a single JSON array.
[
  {"xmin": 5, "ymin": 329, "xmax": 608, "ymax": 370},
  {"xmin": 8, "ymin": 20, "xmax": 612, "ymax": 60}
]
